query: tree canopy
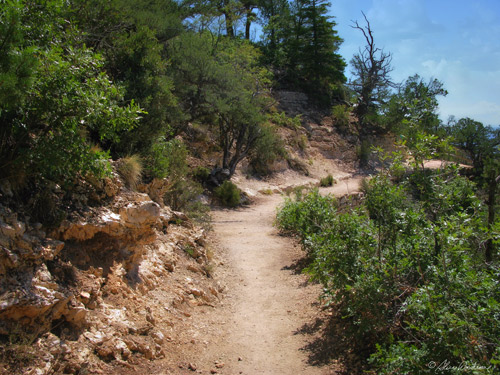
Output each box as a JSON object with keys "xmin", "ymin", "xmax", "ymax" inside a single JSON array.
[
  {"xmin": 259, "ymin": 0, "xmax": 346, "ymax": 103},
  {"xmin": 0, "ymin": 1, "xmax": 141, "ymax": 186}
]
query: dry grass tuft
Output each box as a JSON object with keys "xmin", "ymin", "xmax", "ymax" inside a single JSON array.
[{"xmin": 116, "ymin": 155, "xmax": 143, "ymax": 190}]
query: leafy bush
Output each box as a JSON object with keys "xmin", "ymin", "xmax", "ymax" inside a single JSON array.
[
  {"xmin": 297, "ymin": 134, "xmax": 308, "ymax": 151},
  {"xmin": 248, "ymin": 123, "xmax": 287, "ymax": 176},
  {"xmin": 142, "ymin": 138, "xmax": 210, "ymax": 224},
  {"xmin": 0, "ymin": 2, "xmax": 141, "ymax": 187},
  {"xmin": 331, "ymin": 104, "xmax": 351, "ymax": 132},
  {"xmin": 144, "ymin": 138, "xmax": 210, "ymax": 224},
  {"xmin": 214, "ymin": 181, "xmax": 241, "ymax": 207},
  {"xmin": 144, "ymin": 137, "xmax": 188, "ymax": 181},
  {"xmin": 276, "ymin": 163, "xmax": 499, "ymax": 373},
  {"xmin": 165, "ymin": 178, "xmax": 209, "ymax": 221},
  {"xmin": 276, "ymin": 189, "xmax": 337, "ymax": 253}
]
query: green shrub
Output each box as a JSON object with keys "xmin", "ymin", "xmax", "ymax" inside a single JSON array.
[
  {"xmin": 298, "ymin": 135, "xmax": 308, "ymax": 151},
  {"xmin": 248, "ymin": 123, "xmax": 287, "ymax": 176},
  {"xmin": 331, "ymin": 104, "xmax": 351, "ymax": 131},
  {"xmin": 276, "ymin": 164, "xmax": 499, "ymax": 373},
  {"xmin": 291, "ymin": 134, "xmax": 308, "ymax": 151},
  {"xmin": 144, "ymin": 137, "xmax": 188, "ymax": 181},
  {"xmin": 269, "ymin": 111, "xmax": 302, "ymax": 130},
  {"xmin": 165, "ymin": 178, "xmax": 210, "ymax": 224},
  {"xmin": 146, "ymin": 138, "xmax": 210, "ymax": 225},
  {"xmin": 192, "ymin": 166, "xmax": 211, "ymax": 182},
  {"xmin": 319, "ymin": 174, "xmax": 335, "ymax": 187},
  {"xmin": 360, "ymin": 177, "xmax": 370, "ymax": 194},
  {"xmin": 183, "ymin": 244, "xmax": 195, "ymax": 257},
  {"xmin": 261, "ymin": 188, "xmax": 274, "ymax": 195},
  {"xmin": 214, "ymin": 181, "xmax": 241, "ymax": 207},
  {"xmin": 276, "ymin": 189, "xmax": 337, "ymax": 253},
  {"xmin": 1, "ymin": 40, "xmax": 140, "ymax": 186}
]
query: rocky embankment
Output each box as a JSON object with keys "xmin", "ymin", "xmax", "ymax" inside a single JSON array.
[{"xmin": 0, "ymin": 171, "xmax": 220, "ymax": 374}]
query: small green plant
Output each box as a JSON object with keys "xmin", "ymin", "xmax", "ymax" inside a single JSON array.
[
  {"xmin": 360, "ymin": 177, "xmax": 370, "ymax": 194},
  {"xmin": 202, "ymin": 262, "xmax": 215, "ymax": 277},
  {"xmin": 214, "ymin": 181, "xmax": 241, "ymax": 207},
  {"xmin": 184, "ymin": 244, "xmax": 195, "ymax": 257},
  {"xmin": 269, "ymin": 111, "xmax": 302, "ymax": 130},
  {"xmin": 116, "ymin": 154, "xmax": 143, "ymax": 189},
  {"xmin": 294, "ymin": 134, "xmax": 308, "ymax": 151},
  {"xmin": 260, "ymin": 188, "xmax": 274, "ymax": 195},
  {"xmin": 319, "ymin": 174, "xmax": 335, "ymax": 187},
  {"xmin": 284, "ymin": 185, "xmax": 306, "ymax": 197},
  {"xmin": 163, "ymin": 178, "xmax": 211, "ymax": 229},
  {"xmin": 144, "ymin": 137, "xmax": 188, "ymax": 180}
]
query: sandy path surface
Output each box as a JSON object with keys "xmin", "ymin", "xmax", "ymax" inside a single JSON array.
[
  {"xmin": 208, "ymin": 194, "xmax": 326, "ymax": 374},
  {"xmin": 191, "ymin": 175, "xmax": 362, "ymax": 375}
]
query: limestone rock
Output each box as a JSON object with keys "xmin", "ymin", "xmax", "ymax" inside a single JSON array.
[
  {"xmin": 151, "ymin": 330, "xmax": 165, "ymax": 345},
  {"xmin": 0, "ymin": 159, "xmax": 214, "ymax": 373},
  {"xmin": 0, "ymin": 262, "xmax": 74, "ymax": 334},
  {"xmin": 83, "ymin": 330, "xmax": 107, "ymax": 346},
  {"xmin": 96, "ymin": 341, "xmax": 115, "ymax": 360},
  {"xmin": 124, "ymin": 336, "xmax": 155, "ymax": 359},
  {"xmin": 115, "ymin": 339, "xmax": 132, "ymax": 359},
  {"xmin": 138, "ymin": 178, "xmax": 172, "ymax": 207},
  {"xmin": 120, "ymin": 201, "xmax": 160, "ymax": 227}
]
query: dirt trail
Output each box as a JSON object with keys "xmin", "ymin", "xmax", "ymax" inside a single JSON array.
[{"xmin": 194, "ymin": 175, "xmax": 363, "ymax": 375}]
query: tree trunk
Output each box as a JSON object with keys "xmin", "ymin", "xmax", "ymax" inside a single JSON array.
[
  {"xmin": 224, "ymin": 12, "xmax": 234, "ymax": 37},
  {"xmin": 245, "ymin": 19, "xmax": 251, "ymax": 39}
]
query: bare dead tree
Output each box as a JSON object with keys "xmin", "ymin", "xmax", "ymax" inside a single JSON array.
[{"xmin": 350, "ymin": 12, "xmax": 395, "ymax": 128}]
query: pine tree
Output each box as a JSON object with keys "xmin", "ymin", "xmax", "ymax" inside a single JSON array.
[
  {"xmin": 260, "ymin": 0, "xmax": 346, "ymax": 104},
  {"xmin": 259, "ymin": 0, "xmax": 292, "ymax": 67},
  {"xmin": 293, "ymin": 0, "xmax": 345, "ymax": 94}
]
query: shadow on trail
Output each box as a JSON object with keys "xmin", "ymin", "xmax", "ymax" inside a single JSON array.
[
  {"xmin": 281, "ymin": 255, "xmax": 311, "ymax": 275},
  {"xmin": 282, "ymin": 256, "xmax": 319, "ymax": 288},
  {"xmin": 294, "ymin": 309, "xmax": 371, "ymax": 375}
]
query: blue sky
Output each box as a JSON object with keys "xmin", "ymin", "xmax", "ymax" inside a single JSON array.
[{"xmin": 331, "ymin": 0, "xmax": 500, "ymax": 126}]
